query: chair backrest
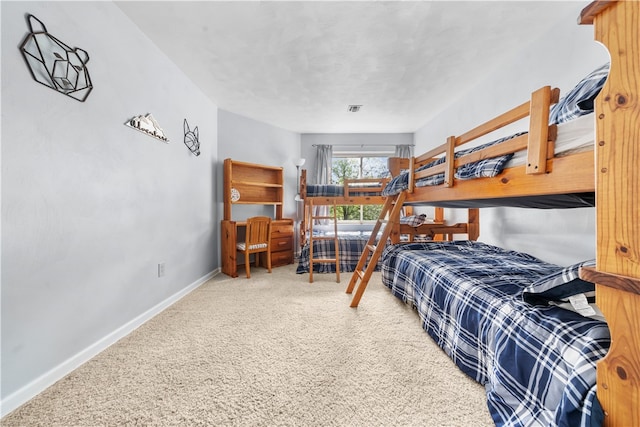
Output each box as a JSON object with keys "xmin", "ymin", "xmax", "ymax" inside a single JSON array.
[{"xmin": 245, "ymin": 216, "xmax": 271, "ymax": 249}]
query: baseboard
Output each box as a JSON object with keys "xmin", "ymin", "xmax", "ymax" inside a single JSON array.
[{"xmin": 0, "ymin": 268, "xmax": 221, "ymax": 418}]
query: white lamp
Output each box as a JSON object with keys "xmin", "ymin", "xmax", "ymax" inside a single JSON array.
[
  {"xmin": 294, "ymin": 158, "xmax": 306, "ymax": 259},
  {"xmin": 294, "ymin": 158, "xmax": 306, "ymax": 201}
]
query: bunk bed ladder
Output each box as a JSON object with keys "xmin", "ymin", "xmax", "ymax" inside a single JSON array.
[
  {"xmin": 346, "ymin": 191, "xmax": 407, "ymax": 307},
  {"xmin": 308, "ymin": 199, "xmax": 341, "ymax": 283}
]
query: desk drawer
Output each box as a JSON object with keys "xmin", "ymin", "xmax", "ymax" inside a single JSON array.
[
  {"xmin": 271, "ymin": 250, "xmax": 293, "ymax": 267},
  {"xmin": 272, "ymin": 223, "xmax": 293, "ymax": 237},
  {"xmin": 271, "ymin": 236, "xmax": 293, "ymax": 252}
]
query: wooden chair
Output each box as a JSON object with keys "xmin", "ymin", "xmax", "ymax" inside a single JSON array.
[{"xmin": 236, "ymin": 216, "xmax": 272, "ymax": 278}]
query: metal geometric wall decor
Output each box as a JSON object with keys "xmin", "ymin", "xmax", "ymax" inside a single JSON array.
[
  {"xmin": 183, "ymin": 119, "xmax": 200, "ymax": 156},
  {"xmin": 125, "ymin": 113, "xmax": 169, "ymax": 143},
  {"xmin": 20, "ymin": 14, "xmax": 93, "ymax": 102}
]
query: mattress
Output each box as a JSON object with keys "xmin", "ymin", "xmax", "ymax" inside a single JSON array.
[{"xmin": 507, "ymin": 113, "xmax": 595, "ymax": 167}]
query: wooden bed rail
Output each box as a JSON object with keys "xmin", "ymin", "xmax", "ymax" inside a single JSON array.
[
  {"xmin": 343, "ymin": 177, "xmax": 389, "ymax": 197},
  {"xmin": 389, "ymin": 85, "xmax": 559, "ymax": 194},
  {"xmin": 299, "ymin": 169, "xmax": 390, "ymax": 199}
]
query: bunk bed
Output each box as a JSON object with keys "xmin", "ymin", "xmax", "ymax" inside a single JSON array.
[
  {"xmin": 298, "ymin": 168, "xmax": 388, "ymax": 244},
  {"xmin": 296, "ymin": 168, "xmax": 387, "ymax": 274},
  {"xmin": 348, "ymin": 1, "xmax": 639, "ymax": 426},
  {"xmin": 297, "ymin": 169, "xmax": 479, "ymax": 274}
]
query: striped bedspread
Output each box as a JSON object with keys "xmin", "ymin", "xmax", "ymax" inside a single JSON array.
[
  {"xmin": 296, "ymin": 233, "xmax": 383, "ymax": 274},
  {"xmin": 306, "ymin": 183, "xmax": 384, "ymax": 197},
  {"xmin": 380, "ymin": 240, "xmax": 610, "ymax": 427}
]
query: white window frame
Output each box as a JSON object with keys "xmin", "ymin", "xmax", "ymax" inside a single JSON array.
[{"xmin": 331, "ymin": 150, "xmax": 391, "ymax": 225}]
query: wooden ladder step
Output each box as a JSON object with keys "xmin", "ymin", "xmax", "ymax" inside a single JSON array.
[
  {"xmin": 308, "ymin": 199, "xmax": 341, "ymax": 284},
  {"xmin": 346, "ymin": 191, "xmax": 407, "ymax": 307}
]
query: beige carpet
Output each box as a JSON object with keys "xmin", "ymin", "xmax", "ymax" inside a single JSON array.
[{"xmin": 3, "ymin": 265, "xmax": 494, "ymax": 427}]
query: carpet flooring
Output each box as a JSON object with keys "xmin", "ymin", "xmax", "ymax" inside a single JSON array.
[{"xmin": 2, "ymin": 265, "xmax": 494, "ymax": 426}]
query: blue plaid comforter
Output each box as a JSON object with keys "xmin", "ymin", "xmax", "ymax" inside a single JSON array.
[
  {"xmin": 307, "ymin": 183, "xmax": 384, "ymax": 197},
  {"xmin": 381, "ymin": 241, "xmax": 610, "ymax": 427},
  {"xmin": 296, "ymin": 233, "xmax": 384, "ymax": 273}
]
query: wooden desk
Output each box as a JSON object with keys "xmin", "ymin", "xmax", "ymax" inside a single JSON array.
[{"xmin": 221, "ymin": 218, "xmax": 294, "ymax": 278}]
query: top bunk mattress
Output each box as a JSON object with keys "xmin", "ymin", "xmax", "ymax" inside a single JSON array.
[{"xmin": 507, "ymin": 113, "xmax": 594, "ymax": 167}]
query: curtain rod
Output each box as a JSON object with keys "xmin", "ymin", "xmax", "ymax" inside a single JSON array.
[{"xmin": 311, "ymin": 143, "xmax": 414, "ymax": 147}]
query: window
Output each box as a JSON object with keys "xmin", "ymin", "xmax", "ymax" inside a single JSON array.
[{"xmin": 330, "ymin": 155, "xmax": 389, "ymax": 223}]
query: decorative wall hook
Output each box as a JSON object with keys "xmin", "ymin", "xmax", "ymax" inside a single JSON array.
[
  {"xmin": 183, "ymin": 119, "xmax": 200, "ymax": 156},
  {"xmin": 20, "ymin": 14, "xmax": 93, "ymax": 102},
  {"xmin": 125, "ymin": 113, "xmax": 169, "ymax": 142}
]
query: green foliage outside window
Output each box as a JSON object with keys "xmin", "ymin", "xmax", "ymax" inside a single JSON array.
[{"xmin": 330, "ymin": 157, "xmax": 388, "ymax": 222}]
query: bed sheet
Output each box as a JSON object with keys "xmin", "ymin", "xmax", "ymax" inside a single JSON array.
[{"xmin": 380, "ymin": 240, "xmax": 610, "ymax": 427}]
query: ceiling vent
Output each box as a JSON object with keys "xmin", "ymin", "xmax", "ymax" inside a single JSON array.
[{"xmin": 347, "ymin": 104, "xmax": 362, "ymax": 113}]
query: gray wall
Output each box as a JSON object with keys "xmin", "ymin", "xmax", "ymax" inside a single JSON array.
[
  {"xmin": 0, "ymin": 0, "xmax": 610, "ymax": 417},
  {"xmin": 217, "ymin": 109, "xmax": 302, "ymax": 223},
  {"xmin": 413, "ymin": 2, "xmax": 608, "ymax": 266},
  {"xmin": 1, "ymin": 1, "xmax": 219, "ymax": 412}
]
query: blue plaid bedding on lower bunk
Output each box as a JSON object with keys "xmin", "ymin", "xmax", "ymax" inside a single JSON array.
[
  {"xmin": 296, "ymin": 233, "xmax": 383, "ymax": 273},
  {"xmin": 380, "ymin": 240, "xmax": 610, "ymax": 427}
]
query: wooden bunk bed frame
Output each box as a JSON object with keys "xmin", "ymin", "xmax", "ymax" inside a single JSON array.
[
  {"xmin": 298, "ymin": 168, "xmax": 479, "ymax": 244},
  {"xmin": 349, "ymin": 1, "xmax": 638, "ymax": 424},
  {"xmin": 299, "ymin": 168, "xmax": 388, "ymax": 207},
  {"xmin": 387, "ymin": 83, "xmax": 594, "ymax": 206},
  {"xmin": 298, "ymin": 168, "xmax": 388, "ymax": 244},
  {"xmin": 579, "ymin": 1, "xmax": 640, "ymax": 424}
]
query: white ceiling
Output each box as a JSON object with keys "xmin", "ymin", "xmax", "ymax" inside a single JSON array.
[{"xmin": 116, "ymin": 1, "xmax": 583, "ymax": 134}]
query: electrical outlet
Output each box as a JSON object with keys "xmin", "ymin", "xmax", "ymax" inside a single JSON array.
[{"xmin": 158, "ymin": 262, "xmax": 165, "ymax": 277}]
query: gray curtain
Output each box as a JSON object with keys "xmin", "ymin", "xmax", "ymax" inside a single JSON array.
[
  {"xmin": 394, "ymin": 145, "xmax": 413, "ymax": 217},
  {"xmin": 314, "ymin": 145, "xmax": 333, "ymax": 224},
  {"xmin": 315, "ymin": 145, "xmax": 332, "ymax": 184},
  {"xmin": 394, "ymin": 144, "xmax": 413, "ymax": 158}
]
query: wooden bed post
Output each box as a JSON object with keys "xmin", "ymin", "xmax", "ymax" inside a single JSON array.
[
  {"xmin": 526, "ymin": 86, "xmax": 555, "ymax": 174},
  {"xmin": 444, "ymin": 136, "xmax": 455, "ymax": 187},
  {"xmin": 387, "ymin": 157, "xmax": 409, "ymax": 177},
  {"xmin": 467, "ymin": 208, "xmax": 479, "ymax": 241},
  {"xmin": 579, "ymin": 1, "xmax": 640, "ymax": 425}
]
